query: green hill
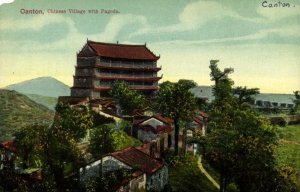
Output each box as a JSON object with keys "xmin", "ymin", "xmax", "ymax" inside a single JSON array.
[
  {"xmin": 0, "ymin": 89, "xmax": 54, "ymax": 141},
  {"xmin": 26, "ymin": 94, "xmax": 58, "ymax": 111}
]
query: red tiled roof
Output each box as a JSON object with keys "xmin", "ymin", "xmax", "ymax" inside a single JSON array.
[
  {"xmin": 135, "ymin": 114, "xmax": 173, "ymax": 125},
  {"xmin": 193, "ymin": 117, "xmax": 204, "ymax": 126},
  {"xmin": 138, "ymin": 124, "xmax": 172, "ymax": 134},
  {"xmin": 157, "ymin": 125, "xmax": 173, "ymax": 133},
  {"xmin": 199, "ymin": 111, "xmax": 209, "ymax": 118},
  {"xmin": 111, "ymin": 147, "xmax": 164, "ymax": 175},
  {"xmin": 0, "ymin": 140, "xmax": 17, "ymax": 153},
  {"xmin": 58, "ymin": 96, "xmax": 89, "ymax": 105},
  {"xmin": 30, "ymin": 170, "xmax": 43, "ymax": 182},
  {"xmin": 84, "ymin": 41, "xmax": 159, "ymax": 61},
  {"xmin": 138, "ymin": 124, "xmax": 157, "ymax": 133}
]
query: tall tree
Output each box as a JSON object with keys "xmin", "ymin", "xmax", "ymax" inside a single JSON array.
[
  {"xmin": 156, "ymin": 80, "xmax": 197, "ymax": 155},
  {"xmin": 232, "ymin": 86, "xmax": 260, "ymax": 107},
  {"xmin": 206, "ymin": 60, "xmax": 284, "ymax": 192},
  {"xmin": 109, "ymin": 81, "xmax": 147, "ymax": 115},
  {"xmin": 292, "ymin": 91, "xmax": 300, "ymax": 114},
  {"xmin": 88, "ymin": 124, "xmax": 115, "ymax": 177},
  {"xmin": 14, "ymin": 124, "xmax": 45, "ymax": 169},
  {"xmin": 54, "ymin": 103, "xmax": 93, "ymax": 141}
]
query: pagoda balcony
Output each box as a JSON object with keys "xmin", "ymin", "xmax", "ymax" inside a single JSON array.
[
  {"xmin": 74, "ymin": 75, "xmax": 162, "ymax": 82},
  {"xmin": 76, "ymin": 64, "xmax": 161, "ymax": 72},
  {"xmin": 99, "ymin": 74, "xmax": 161, "ymax": 81},
  {"xmin": 93, "ymin": 85, "xmax": 159, "ymax": 91}
]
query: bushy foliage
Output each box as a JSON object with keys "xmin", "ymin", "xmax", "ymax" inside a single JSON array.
[
  {"xmin": 109, "ymin": 81, "xmax": 147, "ymax": 115},
  {"xmin": 156, "ymin": 80, "xmax": 197, "ymax": 154},
  {"xmin": 206, "ymin": 60, "xmax": 298, "ymax": 192}
]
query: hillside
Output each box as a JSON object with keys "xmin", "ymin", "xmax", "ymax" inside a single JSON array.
[
  {"xmin": 26, "ymin": 94, "xmax": 58, "ymax": 111},
  {"xmin": 0, "ymin": 89, "xmax": 54, "ymax": 141},
  {"xmin": 4, "ymin": 76, "xmax": 70, "ymax": 98}
]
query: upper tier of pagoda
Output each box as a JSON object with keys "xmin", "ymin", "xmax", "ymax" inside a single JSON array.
[{"xmin": 78, "ymin": 40, "xmax": 160, "ymax": 61}]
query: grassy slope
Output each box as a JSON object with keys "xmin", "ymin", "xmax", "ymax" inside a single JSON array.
[
  {"xmin": 276, "ymin": 124, "xmax": 300, "ymax": 172},
  {"xmin": 0, "ymin": 89, "xmax": 54, "ymax": 141},
  {"xmin": 26, "ymin": 94, "xmax": 57, "ymax": 111},
  {"xmin": 168, "ymin": 154, "xmax": 218, "ymax": 192},
  {"xmin": 112, "ymin": 130, "xmax": 142, "ymax": 151}
]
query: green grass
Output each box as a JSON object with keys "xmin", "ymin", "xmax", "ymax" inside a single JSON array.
[
  {"xmin": 27, "ymin": 94, "xmax": 58, "ymax": 111},
  {"xmin": 168, "ymin": 154, "xmax": 218, "ymax": 192},
  {"xmin": 112, "ymin": 131, "xmax": 142, "ymax": 151},
  {"xmin": 0, "ymin": 90, "xmax": 54, "ymax": 141},
  {"xmin": 276, "ymin": 124, "xmax": 300, "ymax": 173}
]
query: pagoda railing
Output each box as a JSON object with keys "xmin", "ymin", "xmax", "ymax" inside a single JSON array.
[
  {"xmin": 98, "ymin": 61, "xmax": 154, "ymax": 68},
  {"xmin": 97, "ymin": 72, "xmax": 157, "ymax": 77},
  {"xmin": 93, "ymin": 85, "xmax": 159, "ymax": 91}
]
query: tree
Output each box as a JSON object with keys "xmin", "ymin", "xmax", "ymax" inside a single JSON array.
[
  {"xmin": 54, "ymin": 103, "xmax": 93, "ymax": 141},
  {"xmin": 206, "ymin": 60, "xmax": 282, "ymax": 192},
  {"xmin": 91, "ymin": 111, "xmax": 115, "ymax": 126},
  {"xmin": 88, "ymin": 124, "xmax": 115, "ymax": 178},
  {"xmin": 232, "ymin": 86, "xmax": 260, "ymax": 107},
  {"xmin": 156, "ymin": 80, "xmax": 197, "ymax": 155},
  {"xmin": 109, "ymin": 81, "xmax": 147, "ymax": 115},
  {"xmin": 14, "ymin": 124, "xmax": 46, "ymax": 169},
  {"xmin": 292, "ymin": 91, "xmax": 300, "ymax": 114}
]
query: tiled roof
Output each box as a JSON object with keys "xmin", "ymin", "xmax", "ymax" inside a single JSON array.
[
  {"xmin": 111, "ymin": 147, "xmax": 164, "ymax": 175},
  {"xmin": 138, "ymin": 124, "xmax": 173, "ymax": 134},
  {"xmin": 58, "ymin": 96, "xmax": 89, "ymax": 105},
  {"xmin": 193, "ymin": 117, "xmax": 204, "ymax": 126},
  {"xmin": 134, "ymin": 114, "xmax": 173, "ymax": 125},
  {"xmin": 157, "ymin": 125, "xmax": 173, "ymax": 133},
  {"xmin": 84, "ymin": 40, "xmax": 159, "ymax": 61},
  {"xmin": 199, "ymin": 111, "xmax": 209, "ymax": 118},
  {"xmin": 0, "ymin": 140, "xmax": 17, "ymax": 153},
  {"xmin": 138, "ymin": 124, "xmax": 157, "ymax": 133}
]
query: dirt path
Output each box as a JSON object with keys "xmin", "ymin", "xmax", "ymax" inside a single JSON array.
[{"xmin": 197, "ymin": 155, "xmax": 220, "ymax": 190}]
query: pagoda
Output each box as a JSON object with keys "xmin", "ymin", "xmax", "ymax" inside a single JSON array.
[{"xmin": 71, "ymin": 40, "xmax": 162, "ymax": 99}]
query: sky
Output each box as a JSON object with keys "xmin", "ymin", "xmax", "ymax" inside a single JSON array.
[{"xmin": 0, "ymin": 0, "xmax": 299, "ymax": 93}]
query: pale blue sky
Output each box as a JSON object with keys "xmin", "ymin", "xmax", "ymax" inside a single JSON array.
[{"xmin": 0, "ymin": 0, "xmax": 299, "ymax": 93}]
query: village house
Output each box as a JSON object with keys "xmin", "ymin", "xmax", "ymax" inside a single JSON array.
[
  {"xmin": 133, "ymin": 114, "xmax": 174, "ymax": 157},
  {"xmin": 0, "ymin": 140, "xmax": 16, "ymax": 170},
  {"xmin": 186, "ymin": 111, "xmax": 209, "ymax": 154},
  {"xmin": 0, "ymin": 140, "xmax": 42, "ymax": 186},
  {"xmin": 80, "ymin": 146, "xmax": 168, "ymax": 191}
]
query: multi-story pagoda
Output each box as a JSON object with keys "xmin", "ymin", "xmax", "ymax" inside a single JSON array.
[{"xmin": 71, "ymin": 40, "xmax": 162, "ymax": 99}]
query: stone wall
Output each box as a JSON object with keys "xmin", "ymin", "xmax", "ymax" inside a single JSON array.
[
  {"xmin": 138, "ymin": 130, "xmax": 157, "ymax": 142},
  {"xmin": 147, "ymin": 166, "xmax": 168, "ymax": 191},
  {"xmin": 80, "ymin": 156, "xmax": 130, "ymax": 181}
]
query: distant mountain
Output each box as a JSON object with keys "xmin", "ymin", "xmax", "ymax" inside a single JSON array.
[
  {"xmin": 4, "ymin": 76, "xmax": 70, "ymax": 98},
  {"xmin": 0, "ymin": 89, "xmax": 54, "ymax": 141}
]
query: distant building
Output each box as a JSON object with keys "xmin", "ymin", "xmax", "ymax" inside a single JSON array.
[{"xmin": 71, "ymin": 40, "xmax": 162, "ymax": 99}]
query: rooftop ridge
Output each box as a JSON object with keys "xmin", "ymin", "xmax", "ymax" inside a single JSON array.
[{"xmin": 87, "ymin": 40, "xmax": 147, "ymax": 47}]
